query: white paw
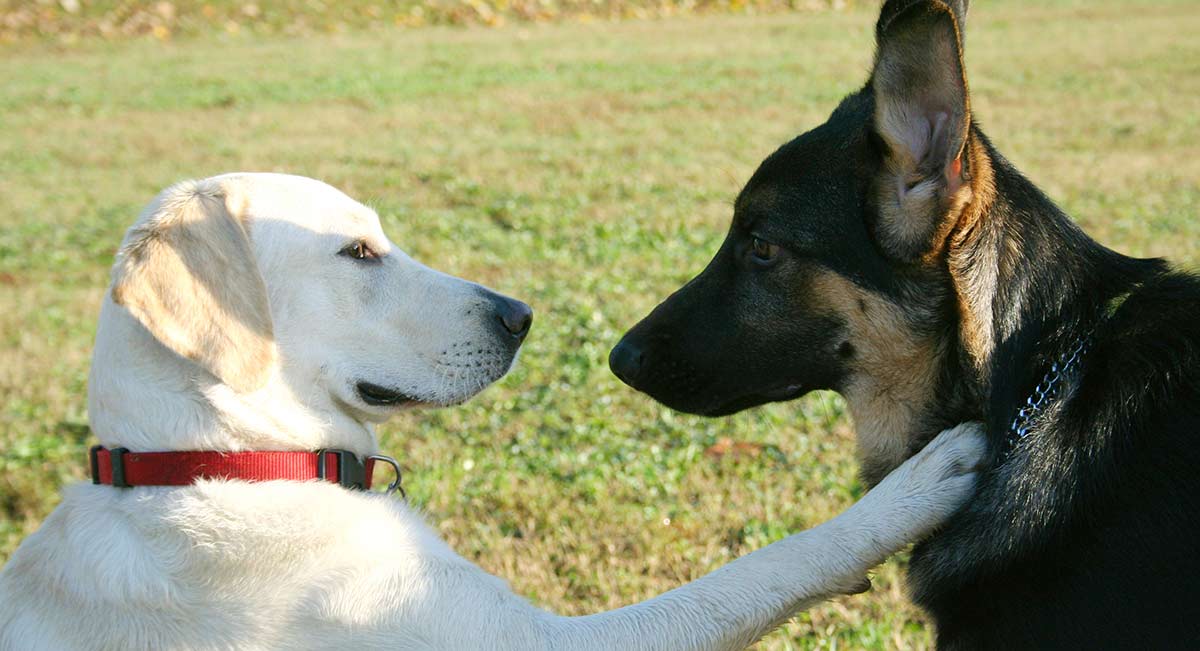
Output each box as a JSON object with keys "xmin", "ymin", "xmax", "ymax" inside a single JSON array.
[{"xmin": 855, "ymin": 422, "xmax": 986, "ymax": 549}]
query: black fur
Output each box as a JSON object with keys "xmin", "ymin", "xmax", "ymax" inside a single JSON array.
[{"xmin": 611, "ymin": 1, "xmax": 1200, "ymax": 647}]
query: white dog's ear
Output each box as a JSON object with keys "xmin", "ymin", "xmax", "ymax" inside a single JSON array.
[
  {"xmin": 111, "ymin": 179, "xmax": 276, "ymax": 393},
  {"xmin": 870, "ymin": 0, "xmax": 973, "ymax": 261}
]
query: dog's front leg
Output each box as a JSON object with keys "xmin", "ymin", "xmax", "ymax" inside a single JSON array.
[{"xmin": 533, "ymin": 422, "xmax": 984, "ymax": 651}]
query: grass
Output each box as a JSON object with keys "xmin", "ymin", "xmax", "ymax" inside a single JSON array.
[
  {"xmin": 1, "ymin": 1, "xmax": 1198, "ymax": 647},
  {"xmin": 2, "ymin": 0, "xmax": 853, "ymax": 40}
]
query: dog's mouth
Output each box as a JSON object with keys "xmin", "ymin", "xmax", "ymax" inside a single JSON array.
[
  {"xmin": 701, "ymin": 383, "xmax": 808, "ymax": 417},
  {"xmin": 356, "ymin": 382, "xmax": 421, "ymax": 408}
]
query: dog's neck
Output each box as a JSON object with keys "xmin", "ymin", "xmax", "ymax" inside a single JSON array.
[
  {"xmin": 851, "ymin": 131, "xmax": 1164, "ymax": 482},
  {"xmin": 87, "ymin": 295, "xmax": 378, "ymax": 456},
  {"xmin": 905, "ymin": 134, "xmax": 1172, "ymax": 615},
  {"xmin": 948, "ymin": 132, "xmax": 1164, "ymax": 443},
  {"xmin": 843, "ymin": 329, "xmax": 958, "ymax": 486}
]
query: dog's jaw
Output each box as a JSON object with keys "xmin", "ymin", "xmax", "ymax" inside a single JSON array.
[{"xmin": 87, "ymin": 293, "xmax": 381, "ymax": 458}]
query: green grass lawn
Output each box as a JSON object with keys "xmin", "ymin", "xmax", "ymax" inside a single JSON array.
[{"xmin": 1, "ymin": 1, "xmax": 1198, "ymax": 648}]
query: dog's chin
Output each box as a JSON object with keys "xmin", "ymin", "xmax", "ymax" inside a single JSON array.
[
  {"xmin": 353, "ymin": 382, "xmax": 472, "ymax": 412},
  {"xmin": 353, "ymin": 367, "xmax": 511, "ymax": 414},
  {"xmin": 647, "ymin": 383, "xmax": 809, "ymax": 417}
]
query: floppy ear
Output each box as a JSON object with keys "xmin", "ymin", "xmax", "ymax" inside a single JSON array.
[
  {"xmin": 870, "ymin": 0, "xmax": 973, "ymax": 261},
  {"xmin": 111, "ymin": 179, "xmax": 276, "ymax": 393}
]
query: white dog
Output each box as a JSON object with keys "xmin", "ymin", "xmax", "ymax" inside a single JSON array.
[{"xmin": 0, "ymin": 174, "xmax": 983, "ymax": 650}]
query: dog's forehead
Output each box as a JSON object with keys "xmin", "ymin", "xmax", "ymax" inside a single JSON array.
[
  {"xmin": 734, "ymin": 93, "xmax": 872, "ymax": 241},
  {"xmin": 733, "ymin": 150, "xmax": 857, "ymax": 242},
  {"xmin": 216, "ymin": 173, "xmax": 382, "ymax": 234}
]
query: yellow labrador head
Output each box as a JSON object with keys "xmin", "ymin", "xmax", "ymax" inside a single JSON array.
[{"xmin": 97, "ymin": 173, "xmax": 531, "ymax": 449}]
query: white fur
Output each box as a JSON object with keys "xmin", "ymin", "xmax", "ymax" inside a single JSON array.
[{"xmin": 0, "ymin": 174, "xmax": 985, "ymax": 650}]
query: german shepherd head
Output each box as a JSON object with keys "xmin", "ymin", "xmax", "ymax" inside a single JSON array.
[{"xmin": 609, "ymin": 0, "xmax": 1159, "ymax": 486}]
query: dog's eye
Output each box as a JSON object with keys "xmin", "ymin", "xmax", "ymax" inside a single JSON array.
[
  {"xmin": 750, "ymin": 237, "xmax": 781, "ymax": 265},
  {"xmin": 340, "ymin": 241, "xmax": 377, "ymax": 261}
]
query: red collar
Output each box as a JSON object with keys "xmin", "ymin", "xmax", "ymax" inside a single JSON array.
[{"xmin": 89, "ymin": 446, "xmax": 404, "ymax": 496}]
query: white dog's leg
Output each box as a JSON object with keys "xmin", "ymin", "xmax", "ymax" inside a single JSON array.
[{"xmin": 435, "ymin": 422, "xmax": 982, "ymax": 651}]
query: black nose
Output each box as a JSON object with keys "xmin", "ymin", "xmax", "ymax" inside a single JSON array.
[
  {"xmin": 494, "ymin": 296, "xmax": 533, "ymax": 340},
  {"xmin": 609, "ymin": 338, "xmax": 644, "ymax": 385}
]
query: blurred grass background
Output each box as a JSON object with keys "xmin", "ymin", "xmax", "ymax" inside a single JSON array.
[
  {"xmin": 1, "ymin": 0, "xmax": 1197, "ymax": 648},
  {"xmin": 3, "ymin": 0, "xmax": 860, "ymax": 39}
]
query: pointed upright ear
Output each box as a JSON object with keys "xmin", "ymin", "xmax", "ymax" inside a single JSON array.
[
  {"xmin": 870, "ymin": 0, "xmax": 973, "ymax": 261},
  {"xmin": 111, "ymin": 178, "xmax": 276, "ymax": 393}
]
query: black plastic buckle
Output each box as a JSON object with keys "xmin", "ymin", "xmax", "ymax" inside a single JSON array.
[
  {"xmin": 315, "ymin": 449, "xmax": 367, "ymax": 490},
  {"xmin": 89, "ymin": 445, "xmax": 101, "ymax": 485},
  {"xmin": 90, "ymin": 445, "xmax": 130, "ymax": 488}
]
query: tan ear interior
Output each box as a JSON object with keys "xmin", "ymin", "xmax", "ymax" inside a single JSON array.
[
  {"xmin": 110, "ymin": 179, "xmax": 276, "ymax": 393},
  {"xmin": 870, "ymin": 1, "xmax": 973, "ymax": 261}
]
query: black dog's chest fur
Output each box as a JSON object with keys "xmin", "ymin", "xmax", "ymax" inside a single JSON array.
[{"xmin": 911, "ymin": 275, "xmax": 1200, "ymax": 649}]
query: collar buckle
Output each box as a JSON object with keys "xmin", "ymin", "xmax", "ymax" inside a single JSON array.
[
  {"xmin": 90, "ymin": 445, "xmax": 130, "ymax": 487},
  {"xmin": 315, "ymin": 449, "xmax": 367, "ymax": 490}
]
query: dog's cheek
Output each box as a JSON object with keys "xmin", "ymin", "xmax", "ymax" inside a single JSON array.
[{"xmin": 806, "ymin": 269, "xmax": 947, "ymax": 482}]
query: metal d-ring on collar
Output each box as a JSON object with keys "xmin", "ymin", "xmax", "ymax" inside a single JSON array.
[
  {"xmin": 1001, "ymin": 333, "xmax": 1093, "ymax": 461},
  {"xmin": 367, "ymin": 454, "xmax": 406, "ymax": 499}
]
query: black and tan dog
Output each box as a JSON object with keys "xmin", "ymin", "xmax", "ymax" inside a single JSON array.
[{"xmin": 610, "ymin": 0, "xmax": 1200, "ymax": 648}]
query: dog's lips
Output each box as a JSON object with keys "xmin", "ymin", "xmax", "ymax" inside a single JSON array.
[
  {"xmin": 356, "ymin": 382, "xmax": 421, "ymax": 407},
  {"xmin": 700, "ymin": 383, "xmax": 807, "ymax": 416},
  {"xmin": 761, "ymin": 383, "xmax": 805, "ymax": 401}
]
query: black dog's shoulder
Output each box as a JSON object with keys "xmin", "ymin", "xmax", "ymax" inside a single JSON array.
[
  {"xmin": 1087, "ymin": 270, "xmax": 1200, "ymax": 436},
  {"xmin": 1101, "ymin": 270, "xmax": 1200, "ymax": 378},
  {"xmin": 911, "ymin": 269, "xmax": 1200, "ymax": 650}
]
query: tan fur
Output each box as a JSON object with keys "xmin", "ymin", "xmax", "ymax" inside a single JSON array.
[
  {"xmin": 110, "ymin": 179, "xmax": 276, "ymax": 393},
  {"xmin": 810, "ymin": 270, "xmax": 945, "ymax": 484},
  {"xmin": 947, "ymin": 135, "xmax": 999, "ymax": 373}
]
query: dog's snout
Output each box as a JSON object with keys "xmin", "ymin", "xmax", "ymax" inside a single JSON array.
[
  {"xmin": 609, "ymin": 337, "xmax": 645, "ymax": 386},
  {"xmin": 493, "ymin": 296, "xmax": 533, "ymax": 340}
]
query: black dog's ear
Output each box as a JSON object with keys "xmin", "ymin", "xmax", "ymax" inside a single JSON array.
[
  {"xmin": 870, "ymin": 0, "xmax": 973, "ymax": 261},
  {"xmin": 879, "ymin": 0, "xmax": 968, "ymax": 42}
]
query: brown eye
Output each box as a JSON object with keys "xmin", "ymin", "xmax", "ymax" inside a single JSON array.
[
  {"xmin": 340, "ymin": 241, "xmax": 377, "ymax": 261},
  {"xmin": 750, "ymin": 237, "xmax": 780, "ymax": 265}
]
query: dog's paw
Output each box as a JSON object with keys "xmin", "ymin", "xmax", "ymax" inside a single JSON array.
[
  {"xmin": 854, "ymin": 422, "xmax": 986, "ymax": 549},
  {"xmin": 899, "ymin": 421, "xmax": 986, "ymax": 488}
]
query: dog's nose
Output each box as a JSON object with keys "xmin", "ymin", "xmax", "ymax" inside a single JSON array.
[
  {"xmin": 494, "ymin": 296, "xmax": 533, "ymax": 340},
  {"xmin": 608, "ymin": 338, "xmax": 645, "ymax": 385}
]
